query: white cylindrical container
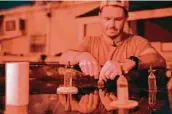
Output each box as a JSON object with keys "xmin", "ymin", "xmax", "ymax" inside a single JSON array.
[{"xmin": 6, "ymin": 62, "xmax": 29, "ymax": 106}]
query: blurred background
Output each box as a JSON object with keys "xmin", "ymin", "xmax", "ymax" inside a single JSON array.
[
  {"xmin": 0, "ymin": 1, "xmax": 171, "ymax": 68},
  {"xmin": 0, "ymin": 1, "xmax": 171, "ymax": 113}
]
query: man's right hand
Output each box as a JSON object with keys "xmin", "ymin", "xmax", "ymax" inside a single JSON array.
[{"xmin": 79, "ymin": 52, "xmax": 101, "ymax": 79}]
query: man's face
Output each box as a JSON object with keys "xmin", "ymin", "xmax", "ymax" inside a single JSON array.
[{"xmin": 99, "ymin": 6, "xmax": 127, "ymax": 38}]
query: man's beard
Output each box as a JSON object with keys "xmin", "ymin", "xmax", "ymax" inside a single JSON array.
[{"xmin": 108, "ymin": 27, "xmax": 123, "ymax": 40}]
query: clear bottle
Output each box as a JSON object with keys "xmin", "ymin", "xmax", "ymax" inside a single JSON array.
[
  {"xmin": 64, "ymin": 69, "xmax": 72, "ymax": 87},
  {"xmin": 148, "ymin": 90, "xmax": 157, "ymax": 108},
  {"xmin": 64, "ymin": 62, "xmax": 73, "ymax": 87},
  {"xmin": 148, "ymin": 66, "xmax": 157, "ymax": 113},
  {"xmin": 148, "ymin": 66, "xmax": 157, "ymax": 90}
]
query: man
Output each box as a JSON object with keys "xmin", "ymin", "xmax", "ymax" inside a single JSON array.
[{"xmin": 59, "ymin": 1, "xmax": 166, "ymax": 83}]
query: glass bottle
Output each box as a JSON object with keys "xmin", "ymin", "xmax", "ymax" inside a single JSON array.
[{"xmin": 148, "ymin": 66, "xmax": 157, "ymax": 90}]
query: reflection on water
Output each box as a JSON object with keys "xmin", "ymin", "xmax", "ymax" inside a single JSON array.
[
  {"xmin": 5, "ymin": 105, "xmax": 28, "ymax": 114},
  {"xmin": 168, "ymin": 90, "xmax": 172, "ymax": 112},
  {"xmin": 148, "ymin": 90, "xmax": 157, "ymax": 112},
  {"xmin": 2, "ymin": 63, "xmax": 171, "ymax": 114},
  {"xmin": 56, "ymin": 88, "xmax": 170, "ymax": 114},
  {"xmin": 2, "ymin": 88, "xmax": 171, "ymax": 114}
]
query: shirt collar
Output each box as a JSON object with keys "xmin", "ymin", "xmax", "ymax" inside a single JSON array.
[{"xmin": 101, "ymin": 34, "xmax": 124, "ymax": 47}]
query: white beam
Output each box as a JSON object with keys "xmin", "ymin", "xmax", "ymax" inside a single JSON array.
[{"xmin": 128, "ymin": 7, "xmax": 172, "ymax": 21}]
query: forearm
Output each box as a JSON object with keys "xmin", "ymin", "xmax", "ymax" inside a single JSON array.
[
  {"xmin": 138, "ymin": 53, "xmax": 166, "ymax": 69},
  {"xmin": 59, "ymin": 50, "xmax": 87, "ymax": 65}
]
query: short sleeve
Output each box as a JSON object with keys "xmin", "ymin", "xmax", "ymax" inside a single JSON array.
[
  {"xmin": 133, "ymin": 36, "xmax": 158, "ymax": 56},
  {"xmin": 69, "ymin": 36, "xmax": 91, "ymax": 52}
]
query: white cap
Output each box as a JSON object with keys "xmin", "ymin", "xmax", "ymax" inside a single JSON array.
[{"xmin": 100, "ymin": 0, "xmax": 129, "ymax": 11}]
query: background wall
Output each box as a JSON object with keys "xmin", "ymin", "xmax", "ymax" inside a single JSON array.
[
  {"xmin": 0, "ymin": 2, "xmax": 99, "ymax": 56},
  {"xmin": 0, "ymin": 2, "xmax": 171, "ymax": 66}
]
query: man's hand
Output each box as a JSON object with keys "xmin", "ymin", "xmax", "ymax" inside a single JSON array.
[
  {"xmin": 99, "ymin": 59, "xmax": 136, "ymax": 82},
  {"xmin": 71, "ymin": 90, "xmax": 99, "ymax": 113},
  {"xmin": 99, "ymin": 60, "xmax": 122, "ymax": 82},
  {"xmin": 122, "ymin": 59, "xmax": 136, "ymax": 74},
  {"xmin": 99, "ymin": 89, "xmax": 117, "ymax": 111},
  {"xmin": 79, "ymin": 52, "xmax": 101, "ymax": 79}
]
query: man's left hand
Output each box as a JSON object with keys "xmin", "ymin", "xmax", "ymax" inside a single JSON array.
[
  {"xmin": 122, "ymin": 59, "xmax": 136, "ymax": 74},
  {"xmin": 99, "ymin": 59, "xmax": 136, "ymax": 82},
  {"xmin": 99, "ymin": 60, "xmax": 122, "ymax": 82}
]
